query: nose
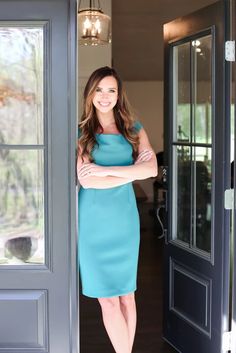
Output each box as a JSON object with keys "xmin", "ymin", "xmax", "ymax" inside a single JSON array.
[{"xmin": 100, "ymin": 91, "xmax": 109, "ymax": 98}]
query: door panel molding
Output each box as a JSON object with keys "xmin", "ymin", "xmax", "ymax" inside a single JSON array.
[
  {"xmin": 170, "ymin": 258, "xmax": 212, "ymax": 337},
  {"xmin": 0, "ymin": 289, "xmax": 48, "ymax": 351}
]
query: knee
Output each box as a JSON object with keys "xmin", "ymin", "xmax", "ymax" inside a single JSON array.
[
  {"xmin": 119, "ymin": 293, "xmax": 136, "ymax": 310},
  {"xmin": 97, "ymin": 297, "xmax": 120, "ymax": 315}
]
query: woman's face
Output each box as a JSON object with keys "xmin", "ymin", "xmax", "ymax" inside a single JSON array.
[{"xmin": 92, "ymin": 76, "xmax": 118, "ymax": 114}]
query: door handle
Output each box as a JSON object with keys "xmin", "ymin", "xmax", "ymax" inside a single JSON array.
[
  {"xmin": 156, "ymin": 189, "xmax": 168, "ymax": 242},
  {"xmin": 155, "ymin": 165, "xmax": 168, "ymax": 242},
  {"xmin": 156, "ymin": 205, "xmax": 166, "ymax": 240}
]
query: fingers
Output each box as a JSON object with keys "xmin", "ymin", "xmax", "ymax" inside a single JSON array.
[
  {"xmin": 77, "ymin": 163, "xmax": 94, "ymax": 178},
  {"xmin": 77, "ymin": 163, "xmax": 107, "ymax": 179},
  {"xmin": 136, "ymin": 149, "xmax": 153, "ymax": 163},
  {"xmin": 77, "ymin": 163, "xmax": 91, "ymax": 174},
  {"xmin": 138, "ymin": 149, "xmax": 153, "ymax": 158}
]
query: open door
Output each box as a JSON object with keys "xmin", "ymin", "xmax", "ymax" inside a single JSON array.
[
  {"xmin": 232, "ymin": 1, "xmax": 236, "ymax": 352},
  {"xmin": 0, "ymin": 1, "xmax": 77, "ymax": 352},
  {"xmin": 163, "ymin": 1, "xmax": 231, "ymax": 352}
]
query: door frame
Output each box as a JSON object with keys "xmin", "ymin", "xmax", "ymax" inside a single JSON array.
[{"xmin": 68, "ymin": 0, "xmax": 79, "ymax": 352}]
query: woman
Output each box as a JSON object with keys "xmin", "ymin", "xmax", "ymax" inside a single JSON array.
[{"xmin": 77, "ymin": 66, "xmax": 157, "ymax": 353}]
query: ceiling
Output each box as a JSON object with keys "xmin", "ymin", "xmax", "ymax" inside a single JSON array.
[{"xmin": 112, "ymin": 0, "xmax": 217, "ymax": 81}]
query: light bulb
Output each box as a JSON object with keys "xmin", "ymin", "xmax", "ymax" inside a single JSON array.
[
  {"xmin": 95, "ymin": 19, "xmax": 101, "ymax": 32},
  {"xmin": 84, "ymin": 17, "xmax": 91, "ymax": 29}
]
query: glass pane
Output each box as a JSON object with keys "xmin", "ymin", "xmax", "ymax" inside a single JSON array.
[
  {"xmin": 0, "ymin": 150, "xmax": 44, "ymax": 264},
  {"xmin": 173, "ymin": 42, "xmax": 190, "ymax": 143},
  {"xmin": 192, "ymin": 35, "xmax": 212, "ymax": 143},
  {"xmin": 0, "ymin": 27, "xmax": 44, "ymax": 145},
  {"xmin": 192, "ymin": 147, "xmax": 212, "ymax": 253},
  {"xmin": 172, "ymin": 146, "xmax": 191, "ymax": 243}
]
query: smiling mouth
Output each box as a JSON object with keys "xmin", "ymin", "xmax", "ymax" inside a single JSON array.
[{"xmin": 98, "ymin": 102, "xmax": 111, "ymax": 107}]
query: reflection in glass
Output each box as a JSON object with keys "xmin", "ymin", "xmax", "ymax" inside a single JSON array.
[
  {"xmin": 192, "ymin": 35, "xmax": 212, "ymax": 144},
  {"xmin": 172, "ymin": 34, "xmax": 213, "ymax": 256},
  {"xmin": 172, "ymin": 145, "xmax": 212, "ymax": 253},
  {"xmin": 0, "ymin": 150, "xmax": 44, "ymax": 264},
  {"xmin": 192, "ymin": 147, "xmax": 212, "ymax": 253},
  {"xmin": 172, "ymin": 146, "xmax": 191, "ymax": 243},
  {"xmin": 173, "ymin": 42, "xmax": 190, "ymax": 142},
  {"xmin": 0, "ymin": 27, "xmax": 43, "ymax": 145}
]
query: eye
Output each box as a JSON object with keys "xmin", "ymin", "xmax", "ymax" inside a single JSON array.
[
  {"xmin": 109, "ymin": 89, "xmax": 116, "ymax": 93},
  {"xmin": 95, "ymin": 87, "xmax": 102, "ymax": 92}
]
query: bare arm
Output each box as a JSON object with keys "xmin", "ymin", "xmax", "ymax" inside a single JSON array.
[
  {"xmin": 79, "ymin": 175, "xmax": 134, "ymax": 189},
  {"xmin": 106, "ymin": 159, "xmax": 156, "ymax": 180}
]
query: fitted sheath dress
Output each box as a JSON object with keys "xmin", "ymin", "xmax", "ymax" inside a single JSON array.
[{"xmin": 78, "ymin": 121, "xmax": 143, "ymax": 298}]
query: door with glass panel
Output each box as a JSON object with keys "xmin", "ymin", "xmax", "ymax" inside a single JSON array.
[
  {"xmin": 0, "ymin": 1, "xmax": 77, "ymax": 352},
  {"xmin": 163, "ymin": 1, "xmax": 231, "ymax": 352}
]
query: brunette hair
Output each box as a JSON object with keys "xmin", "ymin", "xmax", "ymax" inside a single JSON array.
[{"xmin": 78, "ymin": 66, "xmax": 140, "ymax": 161}]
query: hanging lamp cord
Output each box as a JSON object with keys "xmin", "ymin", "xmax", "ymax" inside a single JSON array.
[{"xmin": 78, "ymin": 0, "xmax": 101, "ymax": 10}]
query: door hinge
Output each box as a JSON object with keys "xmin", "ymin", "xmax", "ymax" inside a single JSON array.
[
  {"xmin": 224, "ymin": 189, "xmax": 234, "ymax": 210},
  {"xmin": 222, "ymin": 331, "xmax": 232, "ymax": 352},
  {"xmin": 225, "ymin": 41, "xmax": 235, "ymax": 61}
]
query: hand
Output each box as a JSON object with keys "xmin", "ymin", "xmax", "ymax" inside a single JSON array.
[
  {"xmin": 135, "ymin": 149, "xmax": 153, "ymax": 164},
  {"xmin": 77, "ymin": 163, "xmax": 109, "ymax": 179}
]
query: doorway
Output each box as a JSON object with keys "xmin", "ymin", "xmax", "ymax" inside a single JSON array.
[
  {"xmin": 0, "ymin": 0, "xmax": 234, "ymax": 352},
  {"xmin": 81, "ymin": 1, "xmax": 234, "ymax": 352}
]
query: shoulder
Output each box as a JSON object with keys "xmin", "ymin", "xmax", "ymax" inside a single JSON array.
[
  {"xmin": 133, "ymin": 121, "xmax": 143, "ymax": 134},
  {"xmin": 134, "ymin": 121, "xmax": 153, "ymax": 151}
]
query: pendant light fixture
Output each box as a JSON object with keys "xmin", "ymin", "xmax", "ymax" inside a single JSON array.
[{"xmin": 78, "ymin": 0, "xmax": 111, "ymax": 46}]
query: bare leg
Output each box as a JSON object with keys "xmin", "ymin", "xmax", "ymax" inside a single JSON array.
[
  {"xmin": 98, "ymin": 296, "xmax": 130, "ymax": 353},
  {"xmin": 119, "ymin": 292, "xmax": 137, "ymax": 352}
]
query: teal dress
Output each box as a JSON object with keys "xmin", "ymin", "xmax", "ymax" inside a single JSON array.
[{"xmin": 78, "ymin": 121, "xmax": 143, "ymax": 298}]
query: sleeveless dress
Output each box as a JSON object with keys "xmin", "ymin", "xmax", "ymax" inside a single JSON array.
[{"xmin": 78, "ymin": 121, "xmax": 143, "ymax": 298}]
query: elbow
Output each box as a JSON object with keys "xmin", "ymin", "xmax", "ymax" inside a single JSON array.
[
  {"xmin": 142, "ymin": 166, "xmax": 157, "ymax": 179},
  {"xmin": 149, "ymin": 161, "xmax": 158, "ymax": 178},
  {"xmin": 151, "ymin": 170, "xmax": 158, "ymax": 178},
  {"xmin": 138, "ymin": 162, "xmax": 158, "ymax": 179},
  {"xmin": 150, "ymin": 169, "xmax": 157, "ymax": 178},
  {"xmin": 78, "ymin": 178, "xmax": 90, "ymax": 189},
  {"xmin": 152, "ymin": 165, "xmax": 158, "ymax": 177}
]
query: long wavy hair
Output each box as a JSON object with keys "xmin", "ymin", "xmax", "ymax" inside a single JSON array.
[{"xmin": 78, "ymin": 66, "xmax": 140, "ymax": 162}]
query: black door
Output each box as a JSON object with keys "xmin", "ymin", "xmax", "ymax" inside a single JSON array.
[
  {"xmin": 163, "ymin": 1, "xmax": 231, "ymax": 352},
  {"xmin": 231, "ymin": 1, "xmax": 236, "ymax": 352}
]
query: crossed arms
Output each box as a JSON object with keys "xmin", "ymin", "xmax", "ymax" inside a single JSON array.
[{"xmin": 77, "ymin": 128, "xmax": 158, "ymax": 189}]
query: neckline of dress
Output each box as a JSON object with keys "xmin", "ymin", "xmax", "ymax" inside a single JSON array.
[{"xmin": 96, "ymin": 133, "xmax": 122, "ymax": 136}]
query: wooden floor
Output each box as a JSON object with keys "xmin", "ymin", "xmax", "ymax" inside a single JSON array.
[{"xmin": 79, "ymin": 203, "xmax": 177, "ymax": 353}]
